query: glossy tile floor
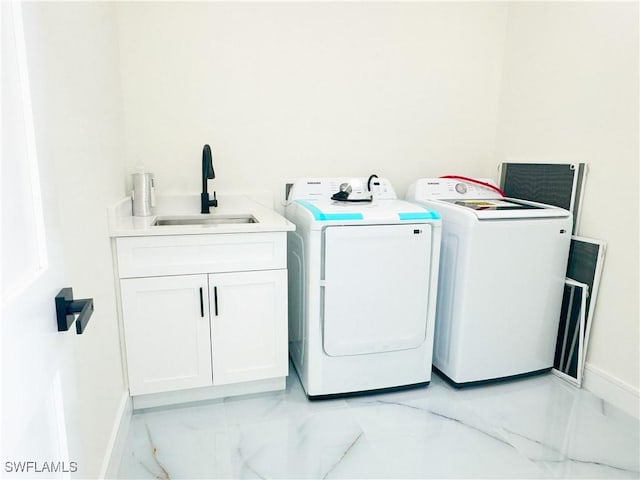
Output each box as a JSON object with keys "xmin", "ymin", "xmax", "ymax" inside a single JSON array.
[{"xmin": 117, "ymin": 367, "xmax": 639, "ymax": 479}]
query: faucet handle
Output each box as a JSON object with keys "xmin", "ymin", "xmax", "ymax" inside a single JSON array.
[{"xmin": 203, "ymin": 144, "xmax": 215, "ymax": 179}]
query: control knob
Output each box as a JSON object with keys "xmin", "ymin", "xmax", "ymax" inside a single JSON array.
[{"xmin": 455, "ymin": 182, "xmax": 468, "ymax": 194}]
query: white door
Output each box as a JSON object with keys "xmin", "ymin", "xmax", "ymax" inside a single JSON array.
[
  {"xmin": 1, "ymin": 1, "xmax": 73, "ymax": 473},
  {"xmin": 210, "ymin": 270, "xmax": 288, "ymax": 386},
  {"xmin": 120, "ymin": 275, "xmax": 212, "ymax": 395},
  {"xmin": 322, "ymin": 224, "xmax": 433, "ymax": 356}
]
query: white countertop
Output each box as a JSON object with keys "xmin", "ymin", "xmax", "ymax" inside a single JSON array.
[{"xmin": 108, "ymin": 193, "xmax": 294, "ymax": 237}]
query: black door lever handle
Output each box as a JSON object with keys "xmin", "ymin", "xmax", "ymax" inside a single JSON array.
[{"xmin": 55, "ymin": 288, "xmax": 94, "ymax": 334}]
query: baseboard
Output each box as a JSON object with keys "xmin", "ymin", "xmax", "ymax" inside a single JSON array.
[
  {"xmin": 132, "ymin": 376, "xmax": 286, "ymax": 410},
  {"xmin": 582, "ymin": 362, "xmax": 639, "ymax": 419},
  {"xmin": 99, "ymin": 391, "xmax": 133, "ymax": 478}
]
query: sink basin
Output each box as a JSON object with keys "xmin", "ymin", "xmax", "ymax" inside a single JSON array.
[{"xmin": 153, "ymin": 215, "xmax": 258, "ymax": 226}]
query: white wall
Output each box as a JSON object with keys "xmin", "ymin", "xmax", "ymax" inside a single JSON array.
[
  {"xmin": 496, "ymin": 2, "xmax": 639, "ymax": 412},
  {"xmin": 21, "ymin": 2, "xmax": 128, "ymax": 476},
  {"xmin": 116, "ymin": 2, "xmax": 508, "ymax": 200}
]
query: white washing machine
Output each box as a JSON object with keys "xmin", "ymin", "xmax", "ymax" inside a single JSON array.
[
  {"xmin": 406, "ymin": 177, "xmax": 572, "ymax": 386},
  {"xmin": 285, "ymin": 177, "xmax": 442, "ymax": 397}
]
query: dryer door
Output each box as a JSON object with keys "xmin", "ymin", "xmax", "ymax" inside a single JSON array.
[{"xmin": 322, "ymin": 224, "xmax": 432, "ymax": 356}]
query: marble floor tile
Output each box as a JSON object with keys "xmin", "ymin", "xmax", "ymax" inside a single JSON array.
[{"xmin": 117, "ymin": 369, "xmax": 639, "ymax": 479}]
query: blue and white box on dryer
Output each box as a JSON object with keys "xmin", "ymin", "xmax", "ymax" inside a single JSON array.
[{"xmin": 285, "ymin": 176, "xmax": 442, "ymax": 398}]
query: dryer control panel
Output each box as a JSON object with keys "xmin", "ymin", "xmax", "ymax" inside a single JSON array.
[{"xmin": 287, "ymin": 177, "xmax": 397, "ymax": 201}]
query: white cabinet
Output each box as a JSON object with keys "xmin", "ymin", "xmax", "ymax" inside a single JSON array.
[
  {"xmin": 115, "ymin": 233, "xmax": 288, "ymax": 400},
  {"xmin": 210, "ymin": 270, "xmax": 287, "ymax": 385},
  {"xmin": 121, "ymin": 275, "xmax": 212, "ymax": 396}
]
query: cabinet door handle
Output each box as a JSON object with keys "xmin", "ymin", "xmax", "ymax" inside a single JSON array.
[
  {"xmin": 199, "ymin": 287, "xmax": 204, "ymax": 317},
  {"xmin": 213, "ymin": 286, "xmax": 219, "ymax": 316}
]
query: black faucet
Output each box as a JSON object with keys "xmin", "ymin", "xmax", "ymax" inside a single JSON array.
[{"xmin": 201, "ymin": 144, "xmax": 218, "ymax": 214}]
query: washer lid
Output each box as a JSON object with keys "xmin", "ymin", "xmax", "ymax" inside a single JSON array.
[
  {"xmin": 438, "ymin": 198, "xmax": 570, "ymax": 220},
  {"xmin": 446, "ymin": 198, "xmax": 543, "ymax": 211},
  {"xmin": 294, "ymin": 199, "xmax": 440, "ymax": 223}
]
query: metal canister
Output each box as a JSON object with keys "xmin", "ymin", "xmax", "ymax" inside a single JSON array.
[{"xmin": 131, "ymin": 172, "xmax": 155, "ymax": 217}]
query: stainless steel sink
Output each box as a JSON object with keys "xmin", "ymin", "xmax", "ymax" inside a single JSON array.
[{"xmin": 153, "ymin": 215, "xmax": 258, "ymax": 226}]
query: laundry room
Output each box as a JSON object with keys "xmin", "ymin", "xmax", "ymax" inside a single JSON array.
[{"xmin": 2, "ymin": 1, "xmax": 638, "ymax": 479}]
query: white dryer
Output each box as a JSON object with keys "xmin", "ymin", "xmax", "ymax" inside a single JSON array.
[
  {"xmin": 285, "ymin": 177, "xmax": 441, "ymax": 397},
  {"xmin": 406, "ymin": 177, "xmax": 572, "ymax": 386}
]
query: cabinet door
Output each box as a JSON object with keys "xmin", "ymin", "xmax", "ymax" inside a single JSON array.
[
  {"xmin": 210, "ymin": 270, "xmax": 288, "ymax": 385},
  {"xmin": 121, "ymin": 275, "xmax": 212, "ymax": 395}
]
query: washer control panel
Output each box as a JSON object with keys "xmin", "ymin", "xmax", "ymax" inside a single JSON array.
[{"xmin": 409, "ymin": 178, "xmax": 500, "ymax": 201}]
